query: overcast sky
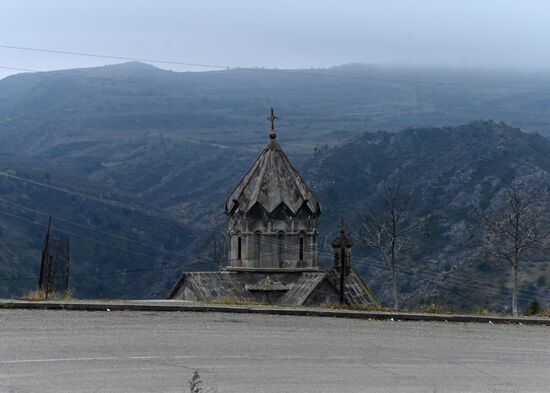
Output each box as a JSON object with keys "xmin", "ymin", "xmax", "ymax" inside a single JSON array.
[{"xmin": 2, "ymin": 0, "xmax": 550, "ymax": 79}]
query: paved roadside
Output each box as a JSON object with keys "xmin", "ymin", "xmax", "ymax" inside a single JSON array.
[
  {"xmin": 1, "ymin": 299, "xmax": 549, "ymax": 325},
  {"xmin": 0, "ymin": 308, "xmax": 549, "ymax": 393}
]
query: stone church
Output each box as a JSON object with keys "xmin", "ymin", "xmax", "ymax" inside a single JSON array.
[{"xmin": 168, "ymin": 110, "xmax": 378, "ymax": 306}]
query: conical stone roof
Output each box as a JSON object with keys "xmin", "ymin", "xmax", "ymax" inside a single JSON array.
[{"xmin": 226, "ymin": 131, "xmax": 321, "ymax": 216}]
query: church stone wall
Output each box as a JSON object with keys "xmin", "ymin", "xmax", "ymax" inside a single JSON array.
[
  {"xmin": 227, "ymin": 206, "xmax": 318, "ymax": 270},
  {"xmin": 224, "ymin": 128, "xmax": 321, "ymax": 272}
]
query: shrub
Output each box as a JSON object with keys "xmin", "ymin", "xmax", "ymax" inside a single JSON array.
[
  {"xmin": 418, "ymin": 303, "xmax": 455, "ymax": 314},
  {"xmin": 20, "ymin": 289, "xmax": 74, "ymax": 301},
  {"xmin": 188, "ymin": 369, "xmax": 202, "ymax": 393},
  {"xmin": 525, "ymin": 299, "xmax": 541, "ymax": 316}
]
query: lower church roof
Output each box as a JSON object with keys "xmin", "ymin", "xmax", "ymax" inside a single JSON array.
[
  {"xmin": 167, "ymin": 271, "xmax": 254, "ymax": 302},
  {"xmin": 168, "ymin": 269, "xmax": 379, "ymax": 307}
]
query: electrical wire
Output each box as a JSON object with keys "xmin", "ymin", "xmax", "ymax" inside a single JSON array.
[
  {"xmin": 0, "ymin": 153, "xmax": 547, "ymax": 302},
  {"xmin": 0, "ymin": 44, "xmax": 229, "ymax": 70},
  {"xmin": 0, "ymin": 196, "xmax": 544, "ymax": 304},
  {"xmin": 0, "ymin": 46, "xmax": 548, "ymax": 304},
  {"xmin": 4, "ymin": 63, "xmax": 550, "ymax": 120},
  {"xmin": 0, "ymin": 196, "xmax": 194, "ymax": 261},
  {"xmin": 3, "ymin": 43, "xmax": 550, "ymax": 91},
  {"xmin": 1, "ymin": 168, "xmax": 546, "ymax": 302}
]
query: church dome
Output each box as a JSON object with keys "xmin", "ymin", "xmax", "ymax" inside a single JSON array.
[
  {"xmin": 225, "ymin": 109, "xmax": 321, "ymax": 271},
  {"xmin": 225, "ymin": 128, "xmax": 320, "ymax": 217}
]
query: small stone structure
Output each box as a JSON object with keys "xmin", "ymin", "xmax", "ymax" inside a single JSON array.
[{"xmin": 168, "ymin": 109, "xmax": 378, "ymax": 306}]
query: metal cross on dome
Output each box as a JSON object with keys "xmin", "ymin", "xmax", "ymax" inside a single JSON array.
[
  {"xmin": 340, "ymin": 216, "xmax": 346, "ymax": 233},
  {"xmin": 267, "ymin": 107, "xmax": 278, "ymax": 131}
]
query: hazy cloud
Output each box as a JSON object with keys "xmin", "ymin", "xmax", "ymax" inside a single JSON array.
[{"xmin": 2, "ymin": 0, "xmax": 550, "ymax": 79}]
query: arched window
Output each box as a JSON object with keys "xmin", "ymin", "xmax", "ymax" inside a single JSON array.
[
  {"xmin": 278, "ymin": 231, "xmax": 285, "ymax": 266},
  {"xmin": 299, "ymin": 236, "xmax": 304, "ymax": 261},
  {"xmin": 254, "ymin": 231, "xmax": 261, "ymax": 263},
  {"xmin": 237, "ymin": 236, "xmax": 242, "ymax": 260}
]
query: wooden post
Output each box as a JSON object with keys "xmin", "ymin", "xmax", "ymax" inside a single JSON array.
[
  {"xmin": 339, "ymin": 247, "xmax": 346, "ymax": 305},
  {"xmin": 38, "ymin": 215, "xmax": 52, "ymax": 291},
  {"xmin": 64, "ymin": 238, "xmax": 70, "ymax": 292}
]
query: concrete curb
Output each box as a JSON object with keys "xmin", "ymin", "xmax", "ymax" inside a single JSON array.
[{"xmin": 1, "ymin": 299, "xmax": 549, "ymax": 326}]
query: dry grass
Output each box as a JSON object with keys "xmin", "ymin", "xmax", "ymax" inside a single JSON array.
[
  {"xmin": 470, "ymin": 308, "xmax": 492, "ymax": 316},
  {"xmin": 528, "ymin": 308, "xmax": 550, "ymax": 317},
  {"xmin": 210, "ymin": 298, "xmax": 389, "ymax": 310},
  {"xmin": 206, "ymin": 297, "xmax": 268, "ymax": 306},
  {"xmin": 416, "ymin": 303, "xmax": 456, "ymax": 315},
  {"xmin": 20, "ymin": 289, "xmax": 74, "ymax": 301},
  {"xmin": 319, "ymin": 303, "xmax": 390, "ymax": 312}
]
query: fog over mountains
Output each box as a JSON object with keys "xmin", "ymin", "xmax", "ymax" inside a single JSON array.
[{"xmin": 1, "ymin": 62, "xmax": 549, "ymax": 310}]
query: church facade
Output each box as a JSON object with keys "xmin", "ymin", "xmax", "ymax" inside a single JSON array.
[{"xmin": 168, "ymin": 110, "xmax": 378, "ymax": 307}]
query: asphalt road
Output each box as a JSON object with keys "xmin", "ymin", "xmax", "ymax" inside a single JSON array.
[{"xmin": 0, "ymin": 310, "xmax": 548, "ymax": 393}]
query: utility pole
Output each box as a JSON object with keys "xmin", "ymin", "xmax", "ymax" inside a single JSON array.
[
  {"xmin": 213, "ymin": 234, "xmax": 220, "ymax": 300},
  {"xmin": 339, "ymin": 246, "xmax": 346, "ymax": 304},
  {"xmin": 38, "ymin": 215, "xmax": 52, "ymax": 291},
  {"xmin": 38, "ymin": 216, "xmax": 71, "ymax": 298},
  {"xmin": 64, "ymin": 239, "xmax": 70, "ymax": 291},
  {"xmin": 333, "ymin": 217, "xmax": 351, "ymax": 305}
]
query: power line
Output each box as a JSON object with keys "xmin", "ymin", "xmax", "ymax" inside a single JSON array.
[
  {"xmin": 0, "ymin": 66, "xmax": 35, "ymax": 73},
  {"xmin": 0, "ymin": 44, "xmax": 228, "ymax": 70},
  {"xmin": 0, "ymin": 209, "xmax": 169, "ymax": 262},
  {"xmin": 2, "ymin": 64, "xmax": 550, "ymax": 120},
  {"xmin": 347, "ymin": 224, "xmax": 549, "ymax": 300},
  {"xmin": 2, "ymin": 170, "xmax": 547, "ymax": 299},
  {"xmin": 0, "ymin": 239, "xmax": 19, "ymax": 259},
  {"xmin": 1, "ymin": 51, "xmax": 548, "ymax": 304},
  {"xmin": 3, "ymin": 64, "xmax": 550, "ymax": 120},
  {"xmin": 0, "ymin": 65, "xmax": 196, "ymax": 92},
  {"xmin": 0, "ymin": 171, "xmax": 217, "ymax": 233},
  {"xmin": 351, "ymin": 255, "xmax": 547, "ymax": 303},
  {"xmin": 1, "ymin": 164, "xmax": 548, "ymax": 303},
  {"xmin": 0, "ymin": 196, "xmax": 194, "ymax": 261},
  {"xmin": 0, "ymin": 206, "xmax": 544, "ymax": 304},
  {"xmin": 0, "ymin": 208, "xmax": 214, "ymax": 283},
  {"xmin": 1, "ymin": 169, "xmax": 546, "ymax": 299},
  {"xmin": 1, "ymin": 197, "xmax": 544, "ymax": 303},
  {"xmin": 3, "ymin": 43, "xmax": 550, "ymax": 91}
]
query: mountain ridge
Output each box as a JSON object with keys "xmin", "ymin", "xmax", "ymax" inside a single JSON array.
[
  {"xmin": 1, "ymin": 64, "xmax": 550, "ymax": 310},
  {"xmin": 306, "ymin": 120, "xmax": 550, "ymax": 310}
]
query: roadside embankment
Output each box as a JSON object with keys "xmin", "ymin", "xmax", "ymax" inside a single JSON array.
[{"xmin": 1, "ymin": 299, "xmax": 549, "ymax": 325}]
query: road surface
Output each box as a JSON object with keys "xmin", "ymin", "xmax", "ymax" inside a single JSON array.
[{"xmin": 0, "ymin": 309, "xmax": 548, "ymax": 393}]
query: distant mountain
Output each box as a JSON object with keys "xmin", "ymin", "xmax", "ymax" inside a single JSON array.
[
  {"xmin": 1, "ymin": 63, "xmax": 550, "ymax": 310},
  {"xmin": 3, "ymin": 62, "xmax": 550, "ymax": 147}
]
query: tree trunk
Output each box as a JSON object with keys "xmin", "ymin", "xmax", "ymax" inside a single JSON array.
[
  {"xmin": 391, "ymin": 222, "xmax": 398, "ymax": 310},
  {"xmin": 392, "ymin": 267, "xmax": 398, "ymax": 311},
  {"xmin": 512, "ymin": 262, "xmax": 518, "ymax": 317}
]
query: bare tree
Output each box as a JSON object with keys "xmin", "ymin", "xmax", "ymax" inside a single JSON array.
[
  {"xmin": 360, "ymin": 183, "xmax": 432, "ymax": 310},
  {"xmin": 479, "ymin": 182, "xmax": 548, "ymax": 316}
]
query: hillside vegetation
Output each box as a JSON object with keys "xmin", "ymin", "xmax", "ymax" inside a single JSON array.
[
  {"xmin": 0, "ymin": 63, "xmax": 549, "ymax": 311},
  {"xmin": 307, "ymin": 121, "xmax": 550, "ymax": 311}
]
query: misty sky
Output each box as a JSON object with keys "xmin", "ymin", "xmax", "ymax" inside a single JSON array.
[{"xmin": 2, "ymin": 0, "xmax": 550, "ymax": 79}]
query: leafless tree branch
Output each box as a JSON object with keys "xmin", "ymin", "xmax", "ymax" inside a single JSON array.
[
  {"xmin": 479, "ymin": 181, "xmax": 549, "ymax": 316},
  {"xmin": 360, "ymin": 182, "xmax": 433, "ymax": 310}
]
